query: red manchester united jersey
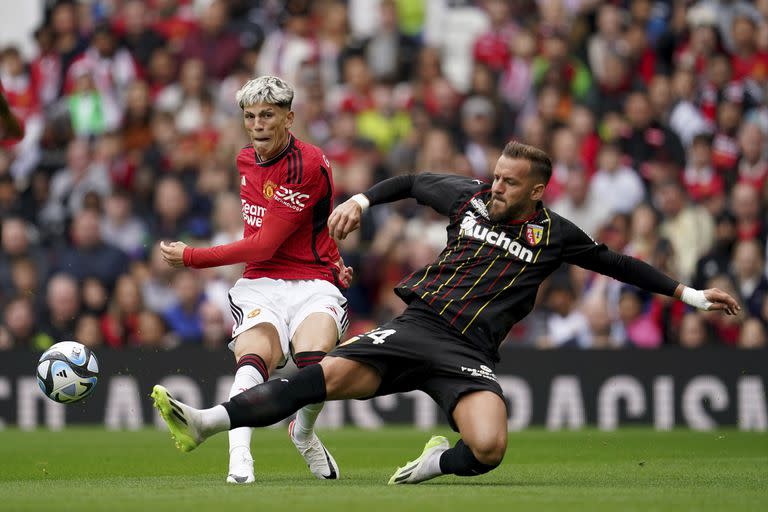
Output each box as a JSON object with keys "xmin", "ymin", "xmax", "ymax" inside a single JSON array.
[{"xmin": 237, "ymin": 133, "xmax": 342, "ymax": 285}]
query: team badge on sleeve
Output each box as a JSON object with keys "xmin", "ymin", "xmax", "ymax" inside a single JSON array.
[{"xmin": 525, "ymin": 224, "xmax": 544, "ymax": 246}]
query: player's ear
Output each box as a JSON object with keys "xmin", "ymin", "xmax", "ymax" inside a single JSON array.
[
  {"xmin": 530, "ymin": 182, "xmax": 545, "ymax": 201},
  {"xmin": 285, "ymin": 110, "xmax": 295, "ymax": 129}
]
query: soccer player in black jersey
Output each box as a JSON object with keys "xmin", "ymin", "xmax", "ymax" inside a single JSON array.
[{"xmin": 151, "ymin": 141, "xmax": 740, "ymax": 484}]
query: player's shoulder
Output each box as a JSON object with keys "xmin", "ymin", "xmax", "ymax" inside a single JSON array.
[
  {"xmin": 292, "ymin": 138, "xmax": 331, "ymax": 170},
  {"xmin": 237, "ymin": 144, "xmax": 254, "ymax": 163}
]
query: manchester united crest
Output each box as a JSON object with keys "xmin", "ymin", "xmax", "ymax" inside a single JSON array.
[
  {"xmin": 525, "ymin": 224, "xmax": 543, "ymax": 246},
  {"xmin": 263, "ymin": 180, "xmax": 277, "ymax": 199}
]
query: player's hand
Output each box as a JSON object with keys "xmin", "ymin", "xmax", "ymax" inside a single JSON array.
[
  {"xmin": 160, "ymin": 241, "xmax": 188, "ymax": 268},
  {"xmin": 328, "ymin": 199, "xmax": 362, "ymax": 240},
  {"xmin": 703, "ymin": 288, "xmax": 741, "ymax": 316},
  {"xmin": 335, "ymin": 257, "xmax": 354, "ymax": 289}
]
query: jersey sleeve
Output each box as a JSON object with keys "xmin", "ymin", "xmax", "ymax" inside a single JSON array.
[
  {"xmin": 268, "ymin": 151, "xmax": 330, "ymax": 222},
  {"xmin": 561, "ymin": 217, "xmax": 679, "ymax": 297},
  {"xmin": 410, "ymin": 173, "xmax": 485, "ymax": 216}
]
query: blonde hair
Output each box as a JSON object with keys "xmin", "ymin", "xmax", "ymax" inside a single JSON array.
[{"xmin": 235, "ymin": 76, "xmax": 294, "ymax": 110}]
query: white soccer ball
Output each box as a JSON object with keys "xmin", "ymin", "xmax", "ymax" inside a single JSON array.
[{"xmin": 36, "ymin": 341, "xmax": 99, "ymax": 404}]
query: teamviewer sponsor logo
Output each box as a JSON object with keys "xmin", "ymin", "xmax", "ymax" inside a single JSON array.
[
  {"xmin": 274, "ymin": 186, "xmax": 310, "ymax": 210},
  {"xmin": 459, "ymin": 212, "xmax": 534, "ymax": 263}
]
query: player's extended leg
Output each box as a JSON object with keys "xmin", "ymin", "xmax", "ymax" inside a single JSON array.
[
  {"xmin": 388, "ymin": 391, "xmax": 507, "ymax": 484},
  {"xmin": 151, "ymin": 356, "xmax": 380, "ymax": 452},
  {"xmin": 226, "ymin": 324, "xmax": 282, "ymax": 484},
  {"xmin": 289, "ymin": 313, "xmax": 341, "ymax": 479}
]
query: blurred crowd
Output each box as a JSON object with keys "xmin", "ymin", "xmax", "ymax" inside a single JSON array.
[{"xmin": 1, "ymin": 0, "xmax": 767, "ymax": 352}]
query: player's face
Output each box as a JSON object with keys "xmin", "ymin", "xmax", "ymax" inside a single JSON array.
[
  {"xmin": 489, "ymin": 156, "xmax": 545, "ymax": 223},
  {"xmin": 243, "ymin": 103, "xmax": 295, "ymax": 160}
]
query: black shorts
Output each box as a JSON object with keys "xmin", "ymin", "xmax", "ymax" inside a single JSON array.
[{"xmin": 329, "ymin": 302, "xmax": 505, "ymax": 431}]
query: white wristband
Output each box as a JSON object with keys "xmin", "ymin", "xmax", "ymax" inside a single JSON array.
[
  {"xmin": 681, "ymin": 286, "xmax": 713, "ymax": 311},
  {"xmin": 350, "ymin": 193, "xmax": 370, "ymax": 211}
]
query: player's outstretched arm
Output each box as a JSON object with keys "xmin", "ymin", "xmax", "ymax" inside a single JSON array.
[{"xmin": 159, "ymin": 213, "xmax": 299, "ymax": 269}]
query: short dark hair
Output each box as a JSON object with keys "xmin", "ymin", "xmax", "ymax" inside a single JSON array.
[{"xmin": 502, "ymin": 141, "xmax": 552, "ymax": 185}]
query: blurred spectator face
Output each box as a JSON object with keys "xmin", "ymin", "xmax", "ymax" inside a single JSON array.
[
  {"xmin": 597, "ymin": 144, "xmax": 621, "ymax": 172},
  {"xmin": 513, "ymin": 30, "xmax": 537, "ymax": 59},
  {"xmin": 739, "ymin": 318, "xmax": 767, "ymax": 348},
  {"xmin": 343, "ymin": 57, "xmax": 373, "ymax": 93},
  {"xmin": 521, "ymin": 115, "xmax": 547, "ymax": 150},
  {"xmin": 470, "ymin": 65, "xmax": 496, "ymax": 96},
  {"xmin": 419, "ymin": 129, "xmax": 455, "ymax": 171},
  {"xmin": 625, "ymin": 92, "xmax": 652, "ymax": 129},
  {"xmin": 707, "ymin": 56, "xmax": 731, "ymax": 89},
  {"xmin": 123, "ymin": 0, "xmax": 147, "ymax": 35},
  {"xmin": 92, "ymin": 29, "xmax": 117, "ymax": 58},
  {"xmin": 536, "ymin": 86, "xmax": 560, "ymax": 123},
  {"xmin": 731, "ymin": 183, "xmax": 760, "ymax": 221},
  {"xmin": 202, "ymin": 0, "xmax": 228, "ymax": 34},
  {"xmin": 630, "ymin": 204, "xmax": 658, "ymax": 239},
  {"xmin": 552, "ymin": 128, "xmax": 578, "ymax": 164},
  {"xmin": 180, "ymin": 58, "xmax": 206, "ymax": 96},
  {"xmin": 679, "ymin": 312, "xmax": 708, "ymax": 348},
  {"xmin": 125, "ymin": 80, "xmax": 151, "ymax": 115},
  {"xmin": 671, "ymin": 69, "xmax": 696, "ymax": 99},
  {"xmin": 486, "ymin": 0, "xmax": 511, "ymax": 27},
  {"xmin": 569, "ymin": 106, "xmax": 595, "ymax": 138},
  {"xmin": 416, "ymin": 47, "xmax": 441, "ymax": 83},
  {"xmin": 12, "ymin": 258, "xmax": 38, "ymax": 296},
  {"xmin": 71, "ymin": 209, "xmax": 103, "ymax": 248},
  {"xmin": 75, "ymin": 315, "xmax": 103, "ymax": 348},
  {"xmin": 1, "ymin": 48, "xmax": 24, "ymax": 77},
  {"xmin": 115, "ymin": 275, "xmax": 143, "ymax": 314},
  {"xmin": 600, "ymin": 52, "xmax": 627, "ymax": 88},
  {"xmin": 379, "ymin": 0, "xmax": 398, "ymax": 30},
  {"xmin": 732, "ymin": 16, "xmax": 756, "ymax": 52},
  {"xmin": 597, "ymin": 4, "xmax": 622, "ymax": 37},
  {"xmin": 732, "ymin": 240, "xmax": 764, "ymax": 280},
  {"xmin": 461, "ymin": 97, "xmax": 495, "ymax": 141},
  {"xmin": 82, "ymin": 277, "xmax": 108, "ymax": 314},
  {"xmin": 104, "ymin": 192, "xmax": 132, "ymax": 225},
  {"xmin": 47, "ymin": 274, "xmax": 80, "ymax": 324},
  {"xmin": 654, "ymin": 181, "xmax": 685, "ymax": 217},
  {"xmin": 564, "ymin": 170, "xmax": 589, "ymax": 205},
  {"xmin": 154, "ymin": 178, "xmax": 188, "ymax": 222},
  {"xmin": 649, "ymin": 75, "xmax": 672, "ymax": 115},
  {"xmin": 624, "ymin": 24, "xmax": 648, "ymax": 57},
  {"xmin": 3, "ymin": 298, "xmax": 34, "ymax": 341},
  {"xmin": 547, "ymin": 286, "xmax": 575, "ymax": 316},
  {"xmin": 542, "ymin": 35, "xmax": 567, "ymax": 63},
  {"xmin": 1, "ymin": 218, "xmax": 29, "ymax": 256},
  {"xmin": 137, "ymin": 311, "xmax": 168, "ymax": 347},
  {"xmin": 717, "ymin": 101, "xmax": 743, "ymax": 133},
  {"xmin": 67, "ymin": 139, "xmax": 92, "ymax": 176},
  {"xmin": 213, "ymin": 192, "xmax": 243, "ymax": 232},
  {"xmin": 691, "ymin": 25, "xmax": 717, "ymax": 55},
  {"xmin": 148, "ymin": 48, "xmax": 176, "ymax": 86},
  {"xmin": 200, "ymin": 301, "xmax": 227, "ymax": 348},
  {"xmin": 738, "ymin": 124, "xmax": 763, "ymax": 162},
  {"xmin": 344, "ymin": 161, "xmax": 374, "ymax": 195},
  {"xmin": 173, "ymin": 270, "xmax": 202, "ymax": 308},
  {"xmin": 618, "ymin": 290, "xmax": 642, "ymax": 323},
  {"xmin": 689, "ymin": 137, "xmax": 713, "ymax": 167},
  {"xmin": 52, "ymin": 2, "xmax": 77, "ymax": 35}
]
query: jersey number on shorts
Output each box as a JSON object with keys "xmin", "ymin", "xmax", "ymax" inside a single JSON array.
[{"xmin": 365, "ymin": 329, "xmax": 397, "ymax": 344}]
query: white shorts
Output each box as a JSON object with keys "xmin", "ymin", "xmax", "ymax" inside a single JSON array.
[{"xmin": 227, "ymin": 278, "xmax": 349, "ymax": 366}]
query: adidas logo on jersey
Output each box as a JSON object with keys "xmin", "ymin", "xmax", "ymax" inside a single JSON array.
[{"xmin": 459, "ymin": 212, "xmax": 534, "ymax": 263}]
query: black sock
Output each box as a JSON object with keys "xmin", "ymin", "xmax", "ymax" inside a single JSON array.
[
  {"xmin": 223, "ymin": 364, "xmax": 326, "ymax": 429},
  {"xmin": 439, "ymin": 439, "xmax": 499, "ymax": 476},
  {"xmin": 293, "ymin": 351, "xmax": 326, "ymax": 369}
]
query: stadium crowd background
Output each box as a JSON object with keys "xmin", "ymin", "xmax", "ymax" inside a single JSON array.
[{"xmin": 0, "ymin": 0, "xmax": 767, "ymax": 352}]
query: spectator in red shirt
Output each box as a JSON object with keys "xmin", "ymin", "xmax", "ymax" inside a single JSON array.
[
  {"xmin": 180, "ymin": 0, "xmax": 243, "ymax": 81},
  {"xmin": 730, "ymin": 14, "xmax": 768, "ymax": 82},
  {"xmin": 0, "ymin": 82, "xmax": 24, "ymax": 146},
  {"xmin": 473, "ymin": 0, "xmax": 517, "ymax": 73},
  {"xmin": 736, "ymin": 123, "xmax": 768, "ymax": 192},
  {"xmin": 683, "ymin": 133, "xmax": 725, "ymax": 203}
]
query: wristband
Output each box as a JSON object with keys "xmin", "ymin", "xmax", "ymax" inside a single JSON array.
[
  {"xmin": 350, "ymin": 193, "xmax": 370, "ymax": 211},
  {"xmin": 681, "ymin": 286, "xmax": 713, "ymax": 311}
]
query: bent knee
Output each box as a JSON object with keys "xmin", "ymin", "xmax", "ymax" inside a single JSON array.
[{"xmin": 469, "ymin": 436, "xmax": 507, "ymax": 467}]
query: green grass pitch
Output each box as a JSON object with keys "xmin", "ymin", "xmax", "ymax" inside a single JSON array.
[{"xmin": 0, "ymin": 427, "xmax": 765, "ymax": 512}]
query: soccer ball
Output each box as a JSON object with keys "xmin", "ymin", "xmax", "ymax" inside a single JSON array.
[{"xmin": 37, "ymin": 341, "xmax": 99, "ymax": 404}]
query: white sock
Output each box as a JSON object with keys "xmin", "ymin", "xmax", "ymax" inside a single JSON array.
[
  {"xmin": 228, "ymin": 365, "xmax": 265, "ymax": 460},
  {"xmin": 422, "ymin": 448, "xmax": 446, "ymax": 478},
  {"xmin": 200, "ymin": 405, "xmax": 231, "ymax": 435},
  {"xmin": 293, "ymin": 401, "xmax": 324, "ymax": 442}
]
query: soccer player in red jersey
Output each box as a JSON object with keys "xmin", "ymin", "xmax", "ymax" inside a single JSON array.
[
  {"xmin": 0, "ymin": 82, "xmax": 25, "ymax": 146},
  {"xmin": 160, "ymin": 76, "xmax": 351, "ymax": 483}
]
